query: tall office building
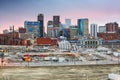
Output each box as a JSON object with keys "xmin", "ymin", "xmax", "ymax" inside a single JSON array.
[
  {"xmin": 90, "ymin": 24, "xmax": 97, "ymax": 38},
  {"xmin": 70, "ymin": 26, "xmax": 78, "ymax": 39},
  {"xmin": 106, "ymin": 22, "xmax": 118, "ymax": 33},
  {"xmin": 65, "ymin": 19, "xmax": 71, "ymax": 28},
  {"xmin": 24, "ymin": 21, "xmax": 40, "ymax": 38},
  {"xmin": 37, "ymin": 14, "xmax": 44, "ymax": 37},
  {"xmin": 47, "ymin": 20, "xmax": 54, "ymax": 38},
  {"xmin": 77, "ymin": 18, "xmax": 89, "ymax": 36},
  {"xmin": 99, "ymin": 26, "xmax": 106, "ymax": 33},
  {"xmin": 53, "ymin": 16, "xmax": 60, "ymax": 37},
  {"xmin": 53, "ymin": 16, "xmax": 60, "ymax": 27}
]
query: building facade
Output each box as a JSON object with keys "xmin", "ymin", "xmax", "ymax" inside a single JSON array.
[
  {"xmin": 65, "ymin": 19, "xmax": 71, "ymax": 28},
  {"xmin": 47, "ymin": 21, "xmax": 54, "ymax": 38},
  {"xmin": 53, "ymin": 16, "xmax": 60, "ymax": 27},
  {"xmin": 24, "ymin": 21, "xmax": 40, "ymax": 38},
  {"xmin": 0, "ymin": 32, "xmax": 29, "ymax": 46},
  {"xmin": 70, "ymin": 26, "xmax": 78, "ymax": 39},
  {"xmin": 99, "ymin": 26, "xmax": 106, "ymax": 33},
  {"xmin": 79, "ymin": 37, "xmax": 102, "ymax": 48},
  {"xmin": 106, "ymin": 22, "xmax": 119, "ymax": 33},
  {"xmin": 37, "ymin": 14, "xmax": 44, "ymax": 37},
  {"xmin": 36, "ymin": 37, "xmax": 58, "ymax": 46},
  {"xmin": 90, "ymin": 24, "xmax": 97, "ymax": 38},
  {"xmin": 97, "ymin": 33, "xmax": 120, "ymax": 40},
  {"xmin": 77, "ymin": 18, "xmax": 89, "ymax": 36}
]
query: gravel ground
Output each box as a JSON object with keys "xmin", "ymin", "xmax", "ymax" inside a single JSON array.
[{"xmin": 0, "ymin": 64, "xmax": 120, "ymax": 80}]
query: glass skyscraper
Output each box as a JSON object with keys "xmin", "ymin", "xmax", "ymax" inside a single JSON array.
[
  {"xmin": 77, "ymin": 18, "xmax": 89, "ymax": 36},
  {"xmin": 37, "ymin": 14, "xmax": 44, "ymax": 37},
  {"xmin": 24, "ymin": 21, "xmax": 40, "ymax": 38}
]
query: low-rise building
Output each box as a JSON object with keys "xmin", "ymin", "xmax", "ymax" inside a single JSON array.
[
  {"xmin": 36, "ymin": 37, "xmax": 58, "ymax": 46},
  {"xmin": 97, "ymin": 33, "xmax": 120, "ymax": 40},
  {"xmin": 79, "ymin": 37, "xmax": 102, "ymax": 48}
]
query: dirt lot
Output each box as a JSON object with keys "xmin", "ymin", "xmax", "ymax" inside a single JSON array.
[{"xmin": 0, "ymin": 64, "xmax": 120, "ymax": 80}]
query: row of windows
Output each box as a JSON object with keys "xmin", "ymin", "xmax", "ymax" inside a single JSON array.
[{"xmin": 84, "ymin": 41, "xmax": 98, "ymax": 45}]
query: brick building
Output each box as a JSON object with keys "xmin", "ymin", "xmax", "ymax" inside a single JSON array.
[
  {"xmin": 36, "ymin": 37, "xmax": 58, "ymax": 46},
  {"xmin": 0, "ymin": 32, "xmax": 29, "ymax": 46},
  {"xmin": 106, "ymin": 22, "xmax": 119, "ymax": 33},
  {"xmin": 97, "ymin": 33, "xmax": 120, "ymax": 40}
]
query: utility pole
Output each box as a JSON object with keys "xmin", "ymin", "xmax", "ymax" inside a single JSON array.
[{"xmin": 13, "ymin": 25, "xmax": 14, "ymax": 45}]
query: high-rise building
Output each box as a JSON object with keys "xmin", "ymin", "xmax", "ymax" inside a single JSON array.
[
  {"xmin": 47, "ymin": 20, "xmax": 54, "ymax": 38},
  {"xmin": 90, "ymin": 24, "xmax": 97, "ymax": 38},
  {"xmin": 106, "ymin": 22, "xmax": 118, "ymax": 33},
  {"xmin": 65, "ymin": 19, "xmax": 71, "ymax": 28},
  {"xmin": 37, "ymin": 14, "xmax": 44, "ymax": 37},
  {"xmin": 53, "ymin": 16, "xmax": 60, "ymax": 27},
  {"xmin": 24, "ymin": 21, "xmax": 40, "ymax": 38},
  {"xmin": 77, "ymin": 18, "xmax": 89, "ymax": 36},
  {"xmin": 52, "ymin": 16, "xmax": 60, "ymax": 37},
  {"xmin": 99, "ymin": 26, "xmax": 106, "ymax": 33},
  {"xmin": 70, "ymin": 26, "xmax": 78, "ymax": 39}
]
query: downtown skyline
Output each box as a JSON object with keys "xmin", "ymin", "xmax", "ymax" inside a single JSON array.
[{"xmin": 0, "ymin": 0, "xmax": 120, "ymax": 33}]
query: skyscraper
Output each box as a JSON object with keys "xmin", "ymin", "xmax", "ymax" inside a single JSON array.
[
  {"xmin": 37, "ymin": 14, "xmax": 44, "ymax": 37},
  {"xmin": 77, "ymin": 18, "xmax": 89, "ymax": 36},
  {"xmin": 53, "ymin": 16, "xmax": 60, "ymax": 37},
  {"xmin": 47, "ymin": 20, "xmax": 54, "ymax": 38},
  {"xmin": 24, "ymin": 21, "xmax": 40, "ymax": 38},
  {"xmin": 90, "ymin": 24, "xmax": 97, "ymax": 38},
  {"xmin": 70, "ymin": 26, "xmax": 78, "ymax": 39},
  {"xmin": 53, "ymin": 16, "xmax": 60, "ymax": 27},
  {"xmin": 65, "ymin": 19, "xmax": 71, "ymax": 28}
]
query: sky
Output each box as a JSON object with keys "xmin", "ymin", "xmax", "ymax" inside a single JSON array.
[{"xmin": 0, "ymin": 0, "xmax": 120, "ymax": 33}]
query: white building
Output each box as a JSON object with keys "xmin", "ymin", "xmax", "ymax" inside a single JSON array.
[
  {"xmin": 90, "ymin": 24, "xmax": 97, "ymax": 38},
  {"xmin": 58, "ymin": 40, "xmax": 71, "ymax": 51},
  {"xmin": 79, "ymin": 36, "xmax": 102, "ymax": 48}
]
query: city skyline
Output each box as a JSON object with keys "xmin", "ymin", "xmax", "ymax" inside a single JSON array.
[{"xmin": 0, "ymin": 0, "xmax": 120, "ymax": 33}]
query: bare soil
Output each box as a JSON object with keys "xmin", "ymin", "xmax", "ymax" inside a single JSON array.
[{"xmin": 0, "ymin": 64, "xmax": 120, "ymax": 80}]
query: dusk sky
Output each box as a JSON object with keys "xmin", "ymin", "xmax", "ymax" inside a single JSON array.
[{"xmin": 0, "ymin": 0, "xmax": 120, "ymax": 33}]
